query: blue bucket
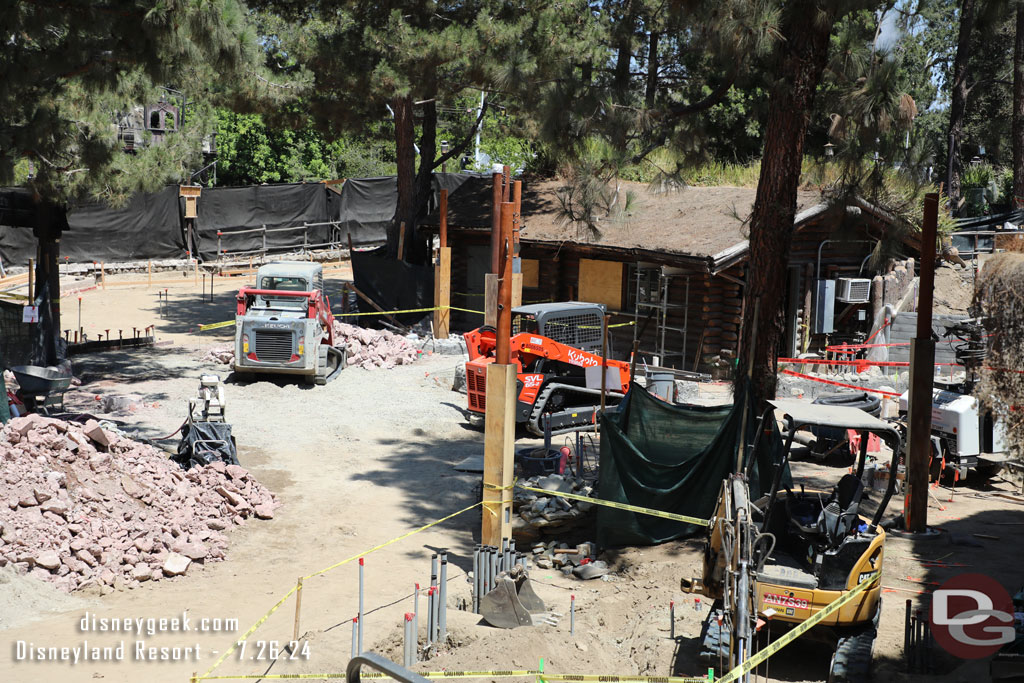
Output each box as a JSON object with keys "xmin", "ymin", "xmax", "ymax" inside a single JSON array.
[{"xmin": 515, "ymin": 447, "xmax": 565, "ymax": 476}]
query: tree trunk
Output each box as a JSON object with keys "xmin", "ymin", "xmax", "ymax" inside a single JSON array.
[
  {"xmin": 645, "ymin": 31, "xmax": 659, "ymax": 109},
  {"xmin": 32, "ymin": 203, "xmax": 66, "ymax": 367},
  {"xmin": 739, "ymin": 1, "xmax": 837, "ymax": 409},
  {"xmin": 947, "ymin": 0, "xmax": 979, "ymax": 211},
  {"xmin": 392, "ymin": 94, "xmax": 417, "ymax": 259},
  {"xmin": 1014, "ymin": 3, "xmax": 1024, "ymax": 208},
  {"xmin": 410, "ymin": 99, "xmax": 438, "ymax": 264}
]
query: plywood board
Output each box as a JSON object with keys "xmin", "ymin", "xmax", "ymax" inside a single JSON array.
[
  {"xmin": 579, "ymin": 258, "xmax": 623, "ymax": 309},
  {"xmin": 521, "ymin": 259, "xmax": 540, "ymax": 288}
]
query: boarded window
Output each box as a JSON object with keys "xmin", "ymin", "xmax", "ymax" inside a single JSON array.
[
  {"xmin": 521, "ymin": 259, "xmax": 539, "ymax": 288},
  {"xmin": 578, "ymin": 258, "xmax": 623, "ymax": 310}
]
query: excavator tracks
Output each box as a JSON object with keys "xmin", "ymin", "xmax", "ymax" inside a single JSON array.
[{"xmin": 526, "ymin": 382, "xmax": 624, "ymax": 436}]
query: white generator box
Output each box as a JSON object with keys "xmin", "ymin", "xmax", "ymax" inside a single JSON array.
[
  {"xmin": 836, "ymin": 277, "xmax": 871, "ymax": 303},
  {"xmin": 898, "ymin": 388, "xmax": 1007, "ymax": 457}
]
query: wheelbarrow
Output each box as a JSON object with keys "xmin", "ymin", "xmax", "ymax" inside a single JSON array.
[{"xmin": 10, "ymin": 365, "xmax": 73, "ymax": 414}]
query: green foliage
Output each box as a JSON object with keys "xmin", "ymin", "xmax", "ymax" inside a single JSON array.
[
  {"xmin": 0, "ymin": 0, "xmax": 284, "ymax": 206},
  {"xmin": 962, "ymin": 162, "xmax": 995, "ymax": 188},
  {"xmin": 214, "ymin": 108, "xmax": 354, "ymax": 184}
]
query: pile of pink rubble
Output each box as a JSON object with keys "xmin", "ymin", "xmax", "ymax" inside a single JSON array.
[
  {"xmin": 332, "ymin": 321, "xmax": 418, "ymax": 369},
  {"xmin": 0, "ymin": 414, "xmax": 278, "ymax": 593},
  {"xmin": 200, "ymin": 322, "xmax": 419, "ymax": 370}
]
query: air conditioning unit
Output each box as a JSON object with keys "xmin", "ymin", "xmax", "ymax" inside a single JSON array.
[{"xmin": 836, "ymin": 277, "xmax": 871, "ymax": 303}]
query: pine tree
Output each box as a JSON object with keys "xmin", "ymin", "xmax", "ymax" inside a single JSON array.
[
  {"xmin": 254, "ymin": 0, "xmax": 593, "ymax": 261},
  {"xmin": 1, "ymin": 1, "xmax": 266, "ymax": 364}
]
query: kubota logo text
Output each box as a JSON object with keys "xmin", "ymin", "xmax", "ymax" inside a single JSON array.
[
  {"xmin": 565, "ymin": 350, "xmax": 599, "ymax": 367},
  {"xmin": 930, "ymin": 573, "xmax": 1015, "ymax": 659}
]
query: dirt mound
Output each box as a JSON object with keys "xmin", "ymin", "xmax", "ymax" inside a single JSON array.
[{"xmin": 0, "ymin": 414, "xmax": 278, "ymax": 593}]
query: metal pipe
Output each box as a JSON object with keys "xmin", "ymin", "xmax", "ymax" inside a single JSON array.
[
  {"xmin": 426, "ymin": 587, "xmax": 435, "ymax": 647},
  {"xmin": 670, "ymin": 600, "xmax": 675, "ymax": 640},
  {"xmin": 403, "ymin": 613, "xmax": 414, "ymax": 668},
  {"xmin": 570, "ymin": 594, "xmax": 576, "ymax": 636},
  {"xmin": 351, "ymin": 616, "xmax": 358, "ymax": 658},
  {"xmin": 472, "ymin": 546, "xmax": 481, "ymax": 613},
  {"xmin": 904, "ymin": 600, "xmax": 911, "ymax": 671},
  {"xmin": 358, "ymin": 558, "xmax": 365, "ymax": 654},
  {"xmin": 413, "ymin": 584, "xmax": 420, "ymax": 659},
  {"xmin": 439, "ymin": 189, "xmax": 448, "ymax": 249},
  {"xmin": 495, "ymin": 202, "xmax": 515, "ymax": 364},
  {"xmin": 439, "ymin": 550, "xmax": 448, "ymax": 642}
]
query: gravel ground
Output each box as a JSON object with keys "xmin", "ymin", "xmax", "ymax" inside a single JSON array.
[{"xmin": 1, "ymin": 274, "xmax": 1021, "ymax": 683}]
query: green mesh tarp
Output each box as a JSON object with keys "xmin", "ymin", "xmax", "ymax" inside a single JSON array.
[{"xmin": 596, "ymin": 382, "xmax": 786, "ymax": 546}]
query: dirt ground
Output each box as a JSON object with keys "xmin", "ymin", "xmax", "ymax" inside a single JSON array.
[{"xmin": 2, "ymin": 268, "xmax": 1023, "ymax": 683}]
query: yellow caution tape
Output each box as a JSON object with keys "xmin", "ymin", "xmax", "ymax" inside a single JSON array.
[
  {"xmin": 199, "ymin": 673, "xmax": 542, "ymax": 681},
  {"xmin": 515, "ymin": 484, "xmax": 710, "ymax": 527},
  {"xmin": 302, "ymin": 500, "xmax": 483, "ymax": 580},
  {"xmin": 205, "ymin": 501, "xmax": 484, "ymax": 678},
  {"xmin": 199, "ymin": 320, "xmax": 236, "ymax": 331},
  {"xmin": 716, "ymin": 574, "xmax": 880, "ymax": 683},
  {"xmin": 543, "ymin": 675, "xmax": 709, "ymax": 683},
  {"xmin": 198, "ymin": 671, "xmax": 709, "ymax": 682},
  {"xmin": 198, "ymin": 305, "xmax": 486, "ymax": 332},
  {"xmin": 201, "ymin": 584, "xmax": 299, "ymax": 677}
]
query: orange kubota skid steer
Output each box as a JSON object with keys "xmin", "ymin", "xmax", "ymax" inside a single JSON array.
[{"xmin": 464, "ymin": 302, "xmax": 630, "ymax": 436}]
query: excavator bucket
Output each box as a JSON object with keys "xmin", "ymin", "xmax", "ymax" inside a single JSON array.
[
  {"xmin": 479, "ymin": 570, "xmax": 546, "ymax": 629},
  {"xmin": 479, "ymin": 578, "xmax": 533, "ymax": 629},
  {"xmin": 514, "ymin": 574, "xmax": 545, "ymax": 612}
]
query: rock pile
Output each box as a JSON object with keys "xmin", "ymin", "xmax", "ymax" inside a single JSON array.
[
  {"xmin": 0, "ymin": 414, "xmax": 278, "ymax": 593},
  {"xmin": 512, "ymin": 473, "xmax": 594, "ymax": 542},
  {"xmin": 332, "ymin": 322, "xmax": 419, "ymax": 369},
  {"xmin": 201, "ymin": 345, "xmax": 235, "ymax": 365}
]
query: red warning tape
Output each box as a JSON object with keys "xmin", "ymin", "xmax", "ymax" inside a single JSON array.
[{"xmin": 780, "ymin": 369, "xmax": 902, "ymax": 397}]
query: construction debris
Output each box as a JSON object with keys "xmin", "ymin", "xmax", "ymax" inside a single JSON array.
[
  {"xmin": 513, "ymin": 474, "xmax": 594, "ymax": 540},
  {"xmin": 200, "ymin": 322, "xmax": 425, "ymax": 371},
  {"xmin": 201, "ymin": 344, "xmax": 235, "ymax": 365},
  {"xmin": 332, "ymin": 322, "xmax": 421, "ymax": 369},
  {"xmin": 0, "ymin": 414, "xmax": 278, "ymax": 593}
]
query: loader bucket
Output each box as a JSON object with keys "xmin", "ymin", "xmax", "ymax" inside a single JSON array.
[{"xmin": 479, "ymin": 573, "xmax": 546, "ymax": 629}]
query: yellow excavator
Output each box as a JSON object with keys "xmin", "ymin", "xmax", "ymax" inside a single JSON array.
[{"xmin": 682, "ymin": 399, "xmax": 902, "ymax": 682}]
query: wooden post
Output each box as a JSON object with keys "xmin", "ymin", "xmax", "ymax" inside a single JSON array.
[
  {"xmin": 905, "ymin": 193, "xmax": 939, "ymax": 533},
  {"xmin": 482, "ymin": 201, "xmax": 516, "ymax": 547},
  {"xmin": 293, "ymin": 577, "xmax": 304, "ymax": 642},
  {"xmin": 484, "ymin": 273, "xmax": 499, "ymax": 328},
  {"xmin": 801, "ymin": 263, "xmax": 813, "ymax": 353},
  {"xmin": 434, "ymin": 189, "xmax": 451, "ymax": 339},
  {"xmin": 147, "ymin": 261, "xmax": 152, "ymax": 288},
  {"xmin": 481, "ymin": 363, "xmax": 516, "ymax": 546},
  {"xmin": 434, "ymin": 247, "xmax": 451, "ymax": 339},
  {"xmin": 27, "ymin": 258, "xmax": 34, "ymax": 301},
  {"xmin": 397, "ymin": 222, "xmax": 407, "ymax": 262},
  {"xmin": 600, "ymin": 314, "xmax": 610, "ymax": 413}
]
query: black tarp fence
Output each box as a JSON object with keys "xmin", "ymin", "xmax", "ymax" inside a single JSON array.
[
  {"xmin": 194, "ymin": 183, "xmax": 332, "ymax": 261},
  {"xmin": 349, "ymin": 246, "xmax": 434, "ymax": 326},
  {"xmin": 0, "ymin": 174, "xmax": 486, "ymax": 270},
  {"xmin": 0, "ymin": 186, "xmax": 183, "ymax": 266}
]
